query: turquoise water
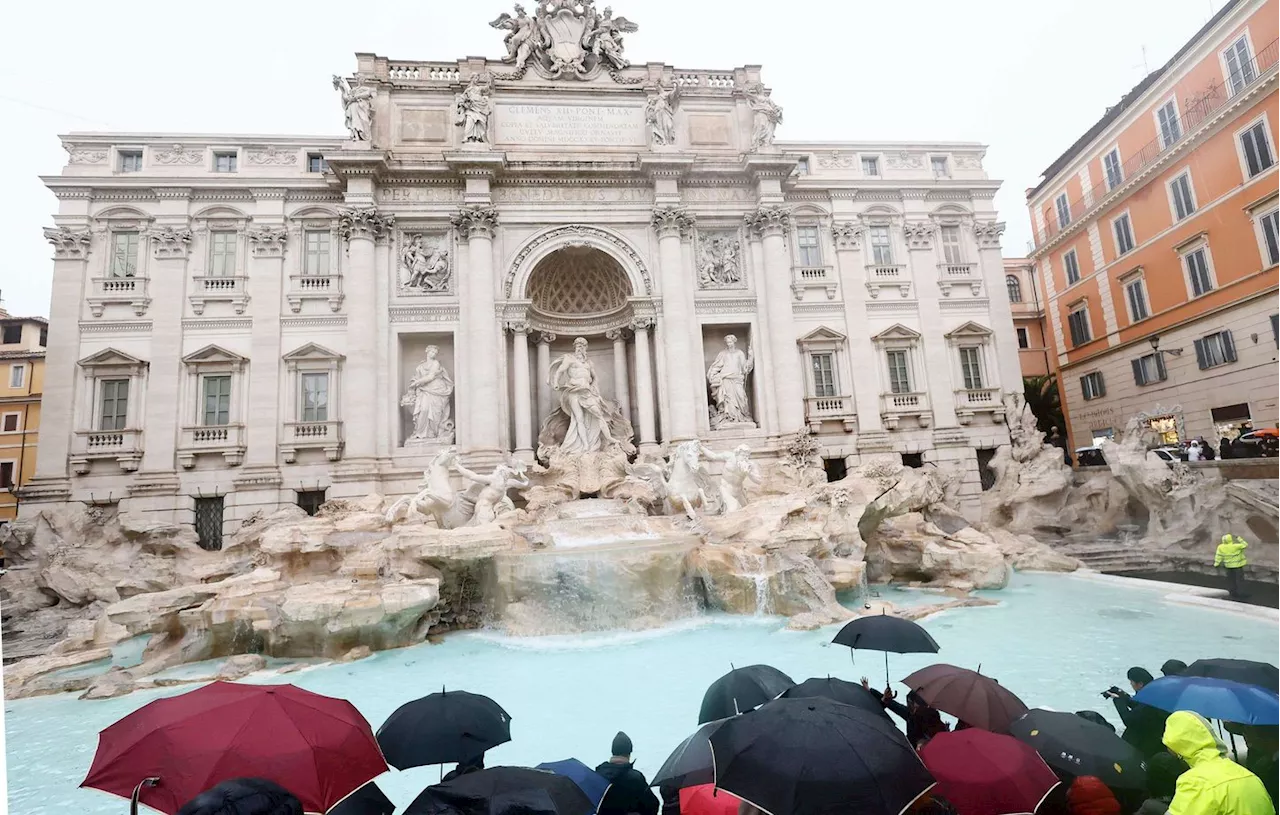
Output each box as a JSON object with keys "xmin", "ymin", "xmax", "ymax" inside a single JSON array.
[{"xmin": 5, "ymin": 573, "xmax": 1277, "ymax": 814}]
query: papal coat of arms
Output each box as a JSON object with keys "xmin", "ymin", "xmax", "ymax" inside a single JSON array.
[{"xmin": 490, "ymin": 0, "xmax": 638, "ymax": 79}]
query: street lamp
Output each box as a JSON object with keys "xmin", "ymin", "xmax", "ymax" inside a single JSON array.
[{"xmin": 1148, "ymin": 335, "xmax": 1182, "ymax": 356}]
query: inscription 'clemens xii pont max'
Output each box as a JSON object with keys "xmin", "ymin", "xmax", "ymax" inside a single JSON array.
[{"xmin": 493, "ymin": 103, "xmax": 645, "ymax": 146}]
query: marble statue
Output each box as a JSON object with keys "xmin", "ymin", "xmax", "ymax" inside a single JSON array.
[
  {"xmin": 589, "ymin": 7, "xmax": 639, "ymax": 70},
  {"xmin": 646, "ymin": 83, "xmax": 677, "ymax": 146},
  {"xmin": 548, "ymin": 337, "xmax": 621, "ymax": 454},
  {"xmin": 455, "ymin": 73, "xmax": 493, "ymax": 144},
  {"xmin": 628, "ymin": 441, "xmax": 711, "ymax": 520},
  {"xmin": 490, "ymin": 0, "xmax": 637, "ymax": 79},
  {"xmin": 402, "ymin": 346, "xmax": 455, "ymax": 444},
  {"xmin": 701, "ymin": 442, "xmax": 762, "ymax": 513},
  {"xmin": 744, "ymin": 83, "xmax": 782, "ymax": 150},
  {"xmin": 707, "ymin": 335, "xmax": 755, "ymax": 428},
  {"xmin": 697, "ymin": 235, "xmax": 742, "ymax": 289},
  {"xmin": 384, "ymin": 447, "xmax": 461, "ymax": 527},
  {"xmin": 489, "ymin": 4, "xmax": 538, "ymax": 69},
  {"xmin": 402, "ymin": 235, "xmax": 451, "ymax": 292},
  {"xmin": 332, "ymin": 75, "xmax": 374, "ymax": 142},
  {"xmin": 453, "ymin": 459, "xmax": 531, "ymax": 525}
]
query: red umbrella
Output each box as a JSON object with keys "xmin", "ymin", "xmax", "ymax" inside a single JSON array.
[
  {"xmin": 903, "ymin": 665, "xmax": 1028, "ymax": 734},
  {"xmin": 82, "ymin": 681, "xmax": 387, "ymax": 815},
  {"xmin": 680, "ymin": 784, "xmax": 743, "ymax": 815},
  {"xmin": 920, "ymin": 730, "xmax": 1059, "ymax": 815}
]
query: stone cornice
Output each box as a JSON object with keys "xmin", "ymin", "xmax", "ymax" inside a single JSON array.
[{"xmin": 153, "ymin": 187, "xmax": 192, "ymax": 200}]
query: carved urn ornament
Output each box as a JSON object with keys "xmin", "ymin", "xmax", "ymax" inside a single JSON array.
[{"xmin": 490, "ymin": 0, "xmax": 639, "ymax": 81}]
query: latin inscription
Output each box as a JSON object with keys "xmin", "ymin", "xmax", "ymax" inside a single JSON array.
[
  {"xmin": 493, "ymin": 187, "xmax": 653, "ymax": 203},
  {"xmin": 377, "ymin": 187, "xmax": 464, "ymax": 203},
  {"xmin": 494, "ymin": 103, "xmax": 645, "ymax": 146}
]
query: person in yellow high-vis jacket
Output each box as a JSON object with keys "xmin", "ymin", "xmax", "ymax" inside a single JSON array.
[{"xmin": 1215, "ymin": 533, "xmax": 1249, "ymax": 600}]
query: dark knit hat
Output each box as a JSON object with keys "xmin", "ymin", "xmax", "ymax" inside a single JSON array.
[
  {"xmin": 1126, "ymin": 667, "xmax": 1154, "ymax": 685},
  {"xmin": 1161, "ymin": 659, "xmax": 1187, "ymax": 676},
  {"xmin": 611, "ymin": 731, "xmax": 633, "ymax": 757}
]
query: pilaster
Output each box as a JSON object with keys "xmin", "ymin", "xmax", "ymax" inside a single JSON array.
[
  {"xmin": 650, "ymin": 206, "xmax": 699, "ymax": 442},
  {"xmin": 904, "ymin": 221, "xmax": 959, "ymax": 428},
  {"xmin": 452, "ymin": 204, "xmax": 503, "ymax": 462},
  {"xmin": 745, "ymin": 205, "xmax": 805, "ymax": 435},
  {"xmin": 338, "ymin": 205, "xmax": 395, "ymax": 468},
  {"xmin": 832, "ymin": 219, "xmax": 882, "ymax": 432}
]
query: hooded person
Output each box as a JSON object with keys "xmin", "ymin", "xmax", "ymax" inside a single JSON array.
[
  {"xmin": 879, "ymin": 686, "xmax": 949, "ymax": 749},
  {"xmin": 1243, "ymin": 726, "xmax": 1279, "ymax": 807},
  {"xmin": 1136, "ymin": 752, "xmax": 1189, "ymax": 815},
  {"xmin": 176, "ymin": 778, "xmax": 303, "ymax": 815},
  {"xmin": 596, "ymin": 732, "xmax": 660, "ymax": 815},
  {"xmin": 1106, "ymin": 667, "xmax": 1169, "ymax": 757},
  {"xmin": 1163, "ymin": 711, "xmax": 1275, "ymax": 815}
]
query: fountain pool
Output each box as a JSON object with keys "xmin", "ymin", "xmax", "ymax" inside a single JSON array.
[{"xmin": 5, "ymin": 573, "xmax": 1277, "ymax": 814}]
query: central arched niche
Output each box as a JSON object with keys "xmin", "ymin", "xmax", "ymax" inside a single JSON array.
[{"xmin": 525, "ymin": 246, "xmax": 633, "ymax": 332}]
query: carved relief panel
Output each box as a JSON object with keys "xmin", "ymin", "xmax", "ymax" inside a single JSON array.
[
  {"xmin": 695, "ymin": 229, "xmax": 745, "ymax": 290},
  {"xmin": 397, "ymin": 229, "xmax": 454, "ymax": 295}
]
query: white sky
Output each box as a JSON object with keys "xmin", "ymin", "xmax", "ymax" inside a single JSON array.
[{"xmin": 1, "ymin": 0, "xmax": 1230, "ymax": 318}]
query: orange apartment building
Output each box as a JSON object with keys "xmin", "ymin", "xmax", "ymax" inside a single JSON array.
[
  {"xmin": 0, "ymin": 299, "xmax": 47, "ymax": 524},
  {"xmin": 1027, "ymin": 0, "xmax": 1278, "ymax": 452},
  {"xmin": 1005, "ymin": 257, "xmax": 1052, "ymax": 378}
]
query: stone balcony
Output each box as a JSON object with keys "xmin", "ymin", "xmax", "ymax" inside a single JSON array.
[
  {"xmin": 88, "ymin": 276, "xmax": 150, "ymax": 317},
  {"xmin": 955, "ymin": 388, "xmax": 1005, "ymax": 425},
  {"xmin": 190, "ymin": 276, "xmax": 250, "ymax": 315},
  {"xmin": 178, "ymin": 424, "xmax": 247, "ymax": 468},
  {"xmin": 937, "ymin": 263, "xmax": 982, "ymax": 297},
  {"xmin": 804, "ymin": 395, "xmax": 857, "ymax": 433},
  {"xmin": 791, "ymin": 265, "xmax": 837, "ymax": 300},
  {"xmin": 69, "ymin": 429, "xmax": 143, "ymax": 474},
  {"xmin": 288, "ymin": 274, "xmax": 344, "ymax": 313},
  {"xmin": 864, "ymin": 265, "xmax": 911, "ymax": 299},
  {"xmin": 880, "ymin": 391, "xmax": 931, "ymax": 430},
  {"xmin": 281, "ymin": 420, "xmax": 344, "ymax": 463}
]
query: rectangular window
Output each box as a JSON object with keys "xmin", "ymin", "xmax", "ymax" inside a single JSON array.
[
  {"xmin": 1081, "ymin": 371, "xmax": 1106, "ymax": 401},
  {"xmin": 1, "ymin": 324, "xmax": 21, "ymax": 344},
  {"xmin": 301, "ymin": 372, "xmax": 329, "ymax": 422},
  {"xmin": 202, "ymin": 375, "xmax": 232, "ymax": 426},
  {"xmin": 795, "ymin": 157, "xmax": 810, "ymax": 175},
  {"xmin": 1113, "ymin": 213, "xmax": 1135, "ymax": 255},
  {"xmin": 959, "ymin": 346, "xmax": 983, "ymax": 390},
  {"xmin": 1240, "ymin": 121, "xmax": 1274, "ymax": 177},
  {"xmin": 8, "ymin": 364, "xmax": 24, "ymax": 388},
  {"xmin": 1261, "ymin": 209, "xmax": 1279, "ymax": 266},
  {"xmin": 99, "ymin": 378, "xmax": 129, "ymax": 430},
  {"xmin": 304, "ymin": 230, "xmax": 331, "ymax": 276},
  {"xmin": 869, "ymin": 226, "xmax": 893, "ymax": 265},
  {"xmin": 1124, "ymin": 276, "xmax": 1150, "ymax": 322},
  {"xmin": 1157, "ymin": 100, "xmax": 1181, "ymax": 148},
  {"xmin": 796, "ymin": 226, "xmax": 822, "ymax": 266},
  {"xmin": 0, "ymin": 461, "xmax": 13, "ymax": 489},
  {"xmin": 1185, "ymin": 248, "xmax": 1214, "ymax": 297},
  {"xmin": 1224, "ymin": 36, "xmax": 1256, "ymax": 94},
  {"xmin": 862, "ymin": 156, "xmax": 880, "ymax": 176},
  {"xmin": 1169, "ymin": 172, "xmax": 1196, "ymax": 220},
  {"xmin": 1103, "ymin": 148, "xmax": 1123, "ymax": 190},
  {"xmin": 109, "ymin": 231, "xmax": 139, "ymax": 277},
  {"xmin": 1132, "ymin": 352, "xmax": 1167, "ymax": 386},
  {"xmin": 940, "ymin": 226, "xmax": 964, "ymax": 264},
  {"xmin": 38, "ymin": 326, "xmax": 47, "ymax": 346},
  {"xmin": 931, "ymin": 156, "xmax": 949, "ymax": 177},
  {"xmin": 1273, "ymin": 314, "xmax": 1279, "ymax": 347},
  {"xmin": 307, "ymin": 154, "xmax": 328, "ymax": 173},
  {"xmin": 1055, "ymin": 193, "xmax": 1071, "ymax": 228},
  {"xmin": 118, "ymin": 150, "xmax": 143, "ymax": 173},
  {"xmin": 1067, "ymin": 305, "xmax": 1092, "ymax": 347},
  {"xmin": 2, "ymin": 414, "xmax": 18, "ymax": 432},
  {"xmin": 1016, "ymin": 327, "xmax": 1030, "ymax": 348},
  {"xmin": 208, "ymin": 231, "xmax": 237, "ymax": 277},
  {"xmin": 810, "ymin": 353, "xmax": 836, "ymax": 398},
  {"xmin": 194, "ymin": 497, "xmax": 224, "ymax": 552},
  {"xmin": 1194, "ymin": 330, "xmax": 1237, "ymax": 370},
  {"xmin": 886, "ymin": 349, "xmax": 911, "ymax": 394},
  {"xmin": 1063, "ymin": 249, "xmax": 1081, "ymax": 285},
  {"xmin": 213, "ymin": 152, "xmax": 237, "ymax": 173},
  {"xmin": 297, "ymin": 489, "xmax": 327, "ymax": 516}
]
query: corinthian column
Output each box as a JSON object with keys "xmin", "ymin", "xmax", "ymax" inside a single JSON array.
[
  {"xmin": 607, "ymin": 328, "xmax": 631, "ymax": 421},
  {"xmin": 745, "ymin": 205, "xmax": 805, "ymax": 434},
  {"xmin": 536, "ymin": 332, "xmax": 556, "ymax": 431},
  {"xmin": 650, "ymin": 206, "xmax": 698, "ymax": 442},
  {"xmin": 338, "ymin": 206, "xmax": 394, "ymax": 463},
  {"xmin": 451, "ymin": 205, "xmax": 502, "ymax": 458},
  {"xmin": 631, "ymin": 318, "xmax": 657, "ymax": 451},
  {"xmin": 509, "ymin": 323, "xmax": 533, "ymax": 460}
]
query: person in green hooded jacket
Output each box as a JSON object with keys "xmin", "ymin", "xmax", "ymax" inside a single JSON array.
[
  {"xmin": 1215, "ymin": 534, "xmax": 1250, "ymax": 599},
  {"xmin": 1163, "ymin": 710, "xmax": 1274, "ymax": 815}
]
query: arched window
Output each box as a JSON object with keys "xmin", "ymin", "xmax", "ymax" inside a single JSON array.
[{"xmin": 1006, "ymin": 275, "xmax": 1023, "ymax": 303}]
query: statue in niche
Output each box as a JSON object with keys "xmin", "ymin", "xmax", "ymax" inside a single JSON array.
[
  {"xmin": 646, "ymin": 83, "xmax": 677, "ymax": 146},
  {"xmin": 332, "ymin": 75, "xmax": 375, "ymax": 142},
  {"xmin": 697, "ymin": 235, "xmax": 742, "ymax": 288},
  {"xmin": 402, "ymin": 346, "xmax": 455, "ymax": 444},
  {"xmin": 744, "ymin": 82, "xmax": 783, "ymax": 150},
  {"xmin": 707, "ymin": 334, "xmax": 755, "ymax": 428},
  {"xmin": 543, "ymin": 337, "xmax": 632, "ymax": 455},
  {"xmin": 455, "ymin": 72, "xmax": 493, "ymax": 144},
  {"xmin": 489, "ymin": 4, "xmax": 538, "ymax": 70},
  {"xmin": 701, "ymin": 442, "xmax": 762, "ymax": 513},
  {"xmin": 402, "ymin": 235, "xmax": 451, "ymax": 292}
]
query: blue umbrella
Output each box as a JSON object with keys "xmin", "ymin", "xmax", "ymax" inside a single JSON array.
[
  {"xmin": 536, "ymin": 758, "xmax": 609, "ymax": 808},
  {"xmin": 1135, "ymin": 676, "xmax": 1280, "ymax": 725}
]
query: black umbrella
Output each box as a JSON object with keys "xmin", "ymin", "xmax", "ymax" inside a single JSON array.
[
  {"xmin": 403, "ymin": 767, "xmax": 594, "ymax": 815},
  {"xmin": 1010, "ymin": 709, "xmax": 1147, "ymax": 790},
  {"xmin": 377, "ymin": 690, "xmax": 512, "ymax": 770},
  {"xmin": 650, "ymin": 718, "xmax": 729, "ymax": 791},
  {"xmin": 778, "ymin": 677, "xmax": 891, "ymax": 720},
  {"xmin": 330, "ymin": 781, "xmax": 396, "ymax": 815},
  {"xmin": 832, "ymin": 612, "xmax": 940, "ymax": 686},
  {"xmin": 698, "ymin": 665, "xmax": 795, "ymax": 724},
  {"xmin": 709, "ymin": 697, "xmax": 934, "ymax": 815},
  {"xmin": 1183, "ymin": 659, "xmax": 1280, "ymax": 693}
]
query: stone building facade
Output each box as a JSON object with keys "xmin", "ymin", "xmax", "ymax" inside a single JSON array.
[{"xmin": 24, "ymin": 6, "xmax": 1019, "ymax": 535}]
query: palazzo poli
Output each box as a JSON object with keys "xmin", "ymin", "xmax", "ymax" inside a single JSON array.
[{"xmin": 25, "ymin": 2, "xmax": 1020, "ymax": 534}]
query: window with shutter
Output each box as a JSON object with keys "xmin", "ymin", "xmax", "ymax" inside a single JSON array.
[
  {"xmin": 1134, "ymin": 353, "xmax": 1165, "ymax": 385},
  {"xmin": 1103, "ymin": 148, "xmax": 1123, "ymax": 190},
  {"xmin": 1132, "ymin": 358, "xmax": 1146, "ymax": 386},
  {"xmin": 1240, "ymin": 121, "xmax": 1275, "ymax": 178},
  {"xmin": 1197, "ymin": 331, "xmax": 1237, "ymax": 369},
  {"xmin": 1157, "ymin": 101, "xmax": 1181, "ymax": 147},
  {"xmin": 1224, "ymin": 36, "xmax": 1256, "ymax": 93}
]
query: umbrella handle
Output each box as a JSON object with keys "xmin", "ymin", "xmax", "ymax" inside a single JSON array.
[{"xmin": 130, "ymin": 777, "xmax": 160, "ymax": 815}]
